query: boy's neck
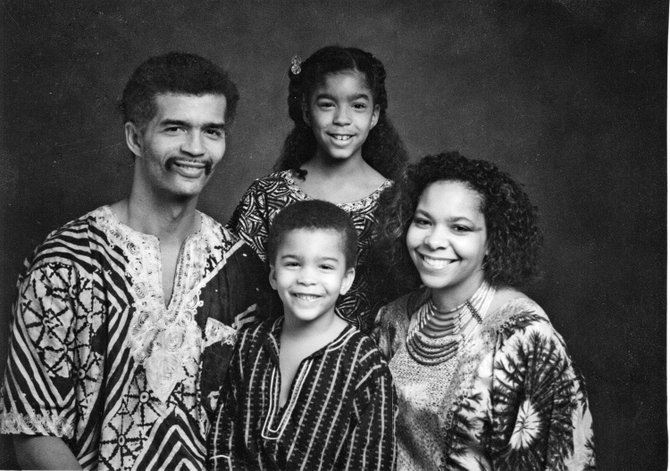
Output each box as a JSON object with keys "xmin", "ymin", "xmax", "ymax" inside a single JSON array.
[{"xmin": 281, "ymin": 312, "xmax": 349, "ymax": 351}]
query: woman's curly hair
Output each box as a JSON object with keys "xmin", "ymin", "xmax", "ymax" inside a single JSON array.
[
  {"xmin": 372, "ymin": 151, "xmax": 542, "ymax": 302},
  {"xmin": 273, "ymin": 45, "xmax": 408, "ymax": 181}
]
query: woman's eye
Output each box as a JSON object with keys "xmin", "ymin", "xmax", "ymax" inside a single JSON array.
[
  {"xmin": 412, "ymin": 217, "xmax": 430, "ymax": 227},
  {"xmin": 452, "ymin": 225, "xmax": 472, "ymax": 233}
]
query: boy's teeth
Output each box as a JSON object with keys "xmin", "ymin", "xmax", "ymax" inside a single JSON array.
[{"xmin": 296, "ymin": 294, "xmax": 319, "ymax": 301}]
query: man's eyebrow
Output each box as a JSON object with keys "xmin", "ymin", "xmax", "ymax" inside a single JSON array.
[{"xmin": 159, "ymin": 119, "xmax": 227, "ymax": 128}]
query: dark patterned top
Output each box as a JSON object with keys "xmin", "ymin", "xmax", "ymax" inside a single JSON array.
[
  {"xmin": 0, "ymin": 206, "xmax": 269, "ymax": 470},
  {"xmin": 227, "ymin": 170, "xmax": 393, "ymax": 332},
  {"xmin": 373, "ymin": 289, "xmax": 596, "ymax": 470},
  {"xmin": 208, "ymin": 318, "xmax": 397, "ymax": 471}
]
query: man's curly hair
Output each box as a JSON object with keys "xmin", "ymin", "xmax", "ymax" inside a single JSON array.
[
  {"xmin": 273, "ymin": 45, "xmax": 408, "ymax": 181},
  {"xmin": 119, "ymin": 52, "xmax": 239, "ymax": 130},
  {"xmin": 372, "ymin": 151, "xmax": 542, "ymax": 302}
]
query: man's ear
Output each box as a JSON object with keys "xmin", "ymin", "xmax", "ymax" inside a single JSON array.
[
  {"xmin": 370, "ymin": 104, "xmax": 380, "ymax": 129},
  {"xmin": 124, "ymin": 122, "xmax": 143, "ymax": 158},
  {"xmin": 339, "ymin": 267, "xmax": 356, "ymax": 296},
  {"xmin": 269, "ymin": 265, "xmax": 278, "ymax": 291}
]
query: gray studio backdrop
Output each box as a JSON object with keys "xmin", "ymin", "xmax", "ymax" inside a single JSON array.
[{"xmin": 0, "ymin": 1, "xmax": 666, "ymax": 469}]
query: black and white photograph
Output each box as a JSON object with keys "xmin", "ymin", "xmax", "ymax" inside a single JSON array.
[{"xmin": 0, "ymin": 1, "xmax": 665, "ymax": 469}]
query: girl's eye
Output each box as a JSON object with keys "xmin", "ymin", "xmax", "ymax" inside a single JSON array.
[
  {"xmin": 353, "ymin": 102, "xmax": 367, "ymax": 110},
  {"xmin": 320, "ymin": 264, "xmax": 335, "ymax": 270},
  {"xmin": 317, "ymin": 101, "xmax": 335, "ymax": 109}
]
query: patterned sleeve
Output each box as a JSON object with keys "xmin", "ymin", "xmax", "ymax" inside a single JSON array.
[
  {"xmin": 207, "ymin": 331, "xmax": 243, "ymax": 471},
  {"xmin": 0, "ymin": 261, "xmax": 86, "ymax": 440},
  {"xmin": 489, "ymin": 314, "xmax": 596, "ymax": 470},
  {"xmin": 339, "ymin": 347, "xmax": 397, "ymax": 470},
  {"xmin": 227, "ymin": 180, "xmax": 271, "ymax": 263}
]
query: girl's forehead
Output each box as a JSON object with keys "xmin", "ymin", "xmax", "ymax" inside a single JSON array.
[{"xmin": 314, "ymin": 69, "xmax": 371, "ymax": 93}]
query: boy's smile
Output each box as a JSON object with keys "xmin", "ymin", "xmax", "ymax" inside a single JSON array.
[{"xmin": 270, "ymin": 228, "xmax": 355, "ymax": 327}]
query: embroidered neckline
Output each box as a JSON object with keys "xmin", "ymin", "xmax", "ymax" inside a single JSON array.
[
  {"xmin": 93, "ymin": 205, "xmax": 224, "ymax": 402},
  {"xmin": 280, "ymin": 169, "xmax": 393, "ymax": 211}
]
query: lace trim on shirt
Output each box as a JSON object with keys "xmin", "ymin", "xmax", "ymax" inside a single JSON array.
[
  {"xmin": 281, "ymin": 170, "xmax": 393, "ymax": 212},
  {"xmin": 0, "ymin": 410, "xmax": 75, "ymax": 437},
  {"xmin": 94, "ymin": 206, "xmax": 224, "ymax": 402}
]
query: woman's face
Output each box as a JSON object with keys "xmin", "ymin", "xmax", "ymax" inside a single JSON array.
[{"xmin": 406, "ymin": 180, "xmax": 488, "ymax": 309}]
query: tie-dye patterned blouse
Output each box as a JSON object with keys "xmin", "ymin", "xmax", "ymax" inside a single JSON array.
[{"xmin": 373, "ymin": 289, "xmax": 596, "ymax": 470}]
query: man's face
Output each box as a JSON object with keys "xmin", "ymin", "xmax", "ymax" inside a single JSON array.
[{"xmin": 125, "ymin": 93, "xmax": 227, "ymax": 201}]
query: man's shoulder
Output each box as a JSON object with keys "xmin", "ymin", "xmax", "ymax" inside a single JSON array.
[{"xmin": 31, "ymin": 206, "xmax": 109, "ymax": 257}]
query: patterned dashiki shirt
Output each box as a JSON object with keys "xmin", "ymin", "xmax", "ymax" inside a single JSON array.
[
  {"xmin": 208, "ymin": 318, "xmax": 397, "ymax": 470},
  {"xmin": 0, "ymin": 206, "xmax": 269, "ymax": 470},
  {"xmin": 373, "ymin": 289, "xmax": 596, "ymax": 471},
  {"xmin": 227, "ymin": 169, "xmax": 393, "ymax": 332}
]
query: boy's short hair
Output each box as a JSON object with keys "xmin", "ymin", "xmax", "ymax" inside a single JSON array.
[{"xmin": 267, "ymin": 200, "xmax": 358, "ymax": 269}]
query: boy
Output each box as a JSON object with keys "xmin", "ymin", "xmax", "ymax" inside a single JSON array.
[{"xmin": 208, "ymin": 200, "xmax": 396, "ymax": 470}]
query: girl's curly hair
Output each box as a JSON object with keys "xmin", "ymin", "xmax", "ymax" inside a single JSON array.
[
  {"xmin": 372, "ymin": 151, "xmax": 542, "ymax": 302},
  {"xmin": 273, "ymin": 45, "xmax": 408, "ymax": 181}
]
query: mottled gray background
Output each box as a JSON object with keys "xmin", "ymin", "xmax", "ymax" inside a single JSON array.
[{"xmin": 0, "ymin": 0, "xmax": 666, "ymax": 468}]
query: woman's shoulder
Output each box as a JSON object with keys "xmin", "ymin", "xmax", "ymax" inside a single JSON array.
[{"xmin": 483, "ymin": 288, "xmax": 563, "ymax": 346}]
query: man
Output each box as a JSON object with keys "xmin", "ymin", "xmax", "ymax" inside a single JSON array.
[{"xmin": 0, "ymin": 52, "xmax": 268, "ymax": 470}]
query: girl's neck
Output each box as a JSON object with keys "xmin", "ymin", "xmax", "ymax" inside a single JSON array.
[{"xmin": 296, "ymin": 157, "xmax": 386, "ymax": 204}]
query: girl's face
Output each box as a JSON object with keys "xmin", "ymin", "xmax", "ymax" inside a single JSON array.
[
  {"xmin": 406, "ymin": 180, "xmax": 488, "ymax": 309},
  {"xmin": 304, "ymin": 70, "xmax": 379, "ymax": 163}
]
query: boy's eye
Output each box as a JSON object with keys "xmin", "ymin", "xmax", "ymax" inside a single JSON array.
[{"xmin": 320, "ymin": 264, "xmax": 335, "ymax": 270}]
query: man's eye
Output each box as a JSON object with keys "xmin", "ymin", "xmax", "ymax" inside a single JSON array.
[{"xmin": 205, "ymin": 129, "xmax": 224, "ymax": 138}]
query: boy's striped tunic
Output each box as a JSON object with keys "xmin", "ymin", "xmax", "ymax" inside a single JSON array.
[
  {"xmin": 0, "ymin": 206, "xmax": 268, "ymax": 470},
  {"xmin": 208, "ymin": 318, "xmax": 397, "ymax": 470}
]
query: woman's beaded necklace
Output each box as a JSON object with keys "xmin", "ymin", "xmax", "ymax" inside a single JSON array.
[{"xmin": 406, "ymin": 281, "xmax": 495, "ymax": 365}]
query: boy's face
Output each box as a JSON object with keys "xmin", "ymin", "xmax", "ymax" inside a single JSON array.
[{"xmin": 270, "ymin": 228, "xmax": 355, "ymax": 326}]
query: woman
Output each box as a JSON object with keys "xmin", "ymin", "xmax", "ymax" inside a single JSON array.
[{"xmin": 373, "ymin": 152, "xmax": 595, "ymax": 470}]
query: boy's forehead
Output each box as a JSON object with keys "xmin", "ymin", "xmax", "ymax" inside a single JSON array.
[{"xmin": 280, "ymin": 228, "xmax": 345, "ymax": 253}]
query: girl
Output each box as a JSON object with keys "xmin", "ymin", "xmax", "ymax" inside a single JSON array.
[
  {"xmin": 373, "ymin": 152, "xmax": 595, "ymax": 470},
  {"xmin": 228, "ymin": 46, "xmax": 408, "ymax": 332}
]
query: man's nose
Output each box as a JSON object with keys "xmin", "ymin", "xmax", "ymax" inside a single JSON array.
[{"xmin": 181, "ymin": 131, "xmax": 205, "ymax": 156}]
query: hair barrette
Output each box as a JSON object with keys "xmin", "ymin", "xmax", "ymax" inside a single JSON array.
[{"xmin": 290, "ymin": 55, "xmax": 302, "ymax": 75}]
